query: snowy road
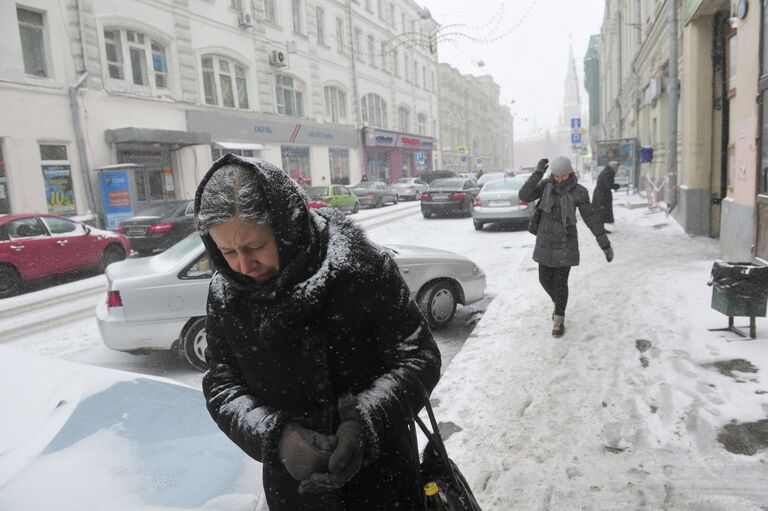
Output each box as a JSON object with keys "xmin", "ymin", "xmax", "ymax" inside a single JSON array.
[{"xmin": 2, "ymin": 200, "xmax": 510, "ymax": 388}]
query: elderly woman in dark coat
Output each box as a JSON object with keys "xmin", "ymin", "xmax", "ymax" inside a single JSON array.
[
  {"xmin": 519, "ymin": 156, "xmax": 614, "ymax": 337},
  {"xmin": 593, "ymin": 161, "xmax": 622, "ymax": 231},
  {"xmin": 194, "ymin": 154, "xmax": 441, "ymax": 510}
]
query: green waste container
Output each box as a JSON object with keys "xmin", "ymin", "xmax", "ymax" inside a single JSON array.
[{"xmin": 708, "ymin": 261, "xmax": 768, "ymax": 338}]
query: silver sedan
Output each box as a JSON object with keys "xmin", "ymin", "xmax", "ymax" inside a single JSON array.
[
  {"xmin": 97, "ymin": 233, "xmax": 486, "ymax": 370},
  {"xmin": 390, "ymin": 177, "xmax": 427, "ymax": 201},
  {"xmin": 349, "ymin": 181, "xmax": 398, "ymax": 208},
  {"xmin": 472, "ymin": 177, "xmax": 534, "ymax": 231}
]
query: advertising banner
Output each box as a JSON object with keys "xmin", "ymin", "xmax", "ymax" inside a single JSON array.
[
  {"xmin": 596, "ymin": 139, "xmax": 638, "ymax": 187},
  {"xmin": 101, "ymin": 171, "xmax": 134, "ymax": 229},
  {"xmin": 42, "ymin": 165, "xmax": 76, "ymax": 214}
]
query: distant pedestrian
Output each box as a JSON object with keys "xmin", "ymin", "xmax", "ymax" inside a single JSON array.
[
  {"xmin": 519, "ymin": 156, "xmax": 613, "ymax": 337},
  {"xmin": 593, "ymin": 161, "xmax": 622, "ymax": 232},
  {"xmin": 361, "ymin": 174, "xmax": 369, "ymax": 182}
]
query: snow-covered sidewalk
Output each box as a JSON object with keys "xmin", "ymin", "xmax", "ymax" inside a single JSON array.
[{"xmin": 435, "ymin": 200, "xmax": 768, "ymax": 509}]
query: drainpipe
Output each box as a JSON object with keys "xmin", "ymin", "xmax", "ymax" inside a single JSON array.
[
  {"xmin": 69, "ymin": 0, "xmax": 100, "ymax": 225},
  {"xmin": 346, "ymin": 1, "xmax": 363, "ymax": 179},
  {"xmin": 666, "ymin": 0, "xmax": 679, "ymax": 212}
]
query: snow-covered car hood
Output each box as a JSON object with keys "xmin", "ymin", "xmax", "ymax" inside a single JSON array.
[
  {"xmin": 0, "ymin": 347, "xmax": 263, "ymax": 510},
  {"xmin": 387, "ymin": 244, "xmax": 475, "ymax": 265}
]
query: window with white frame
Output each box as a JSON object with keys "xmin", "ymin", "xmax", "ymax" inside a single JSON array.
[
  {"xmin": 397, "ymin": 106, "xmax": 409, "ymax": 132},
  {"xmin": 401, "ymin": 12, "xmax": 406, "ymax": 33},
  {"xmin": 354, "ymin": 27, "xmax": 362, "ymax": 61},
  {"xmin": 389, "ymin": 4, "xmax": 395, "ymax": 26},
  {"xmin": 292, "ymin": 0, "xmax": 304, "ymax": 34},
  {"xmin": 404, "ymin": 53, "xmax": 410, "ymax": 82},
  {"xmin": 324, "ymin": 86, "xmax": 347, "ymax": 123},
  {"xmin": 378, "ymin": 0, "xmax": 384, "ymax": 18},
  {"xmin": 17, "ymin": 7, "xmax": 48, "ymax": 78},
  {"xmin": 361, "ymin": 93, "xmax": 387, "ymax": 128},
  {"xmin": 264, "ymin": 0, "xmax": 276, "ymax": 24},
  {"xmin": 422, "ymin": 65, "xmax": 427, "ymax": 90},
  {"xmin": 367, "ymin": 35, "xmax": 375, "ymax": 66},
  {"xmin": 380, "ymin": 42, "xmax": 388, "ymax": 70},
  {"xmin": 316, "ymin": 7, "xmax": 325, "ymax": 45},
  {"xmin": 392, "ymin": 48, "xmax": 400, "ymax": 77},
  {"xmin": 201, "ymin": 55, "xmax": 249, "ymax": 109},
  {"xmin": 103, "ymin": 28, "xmax": 169, "ymax": 94},
  {"xmin": 276, "ymin": 74, "xmax": 304, "ymax": 117},
  {"xmin": 365, "ymin": 0, "xmax": 371, "ymax": 11},
  {"xmin": 413, "ymin": 61, "xmax": 419, "ymax": 87},
  {"xmin": 335, "ymin": 17, "xmax": 345, "ymax": 53},
  {"xmin": 417, "ymin": 113, "xmax": 427, "ymax": 135},
  {"xmin": 230, "ymin": 0, "xmax": 243, "ymax": 10}
]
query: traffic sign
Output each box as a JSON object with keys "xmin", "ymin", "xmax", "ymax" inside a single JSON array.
[
  {"xmin": 415, "ymin": 152, "xmax": 425, "ymax": 163},
  {"xmin": 456, "ymin": 146, "xmax": 468, "ymax": 156},
  {"xmin": 570, "ymin": 118, "xmax": 581, "ymax": 129},
  {"xmin": 571, "ymin": 132, "xmax": 582, "ymax": 144}
]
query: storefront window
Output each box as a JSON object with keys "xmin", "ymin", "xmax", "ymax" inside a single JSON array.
[
  {"xmin": 0, "ymin": 142, "xmax": 10, "ymax": 214},
  {"xmin": 281, "ymin": 145, "xmax": 311, "ymax": 181},
  {"xmin": 367, "ymin": 151, "xmax": 390, "ymax": 182},
  {"xmin": 40, "ymin": 144, "xmax": 76, "ymax": 214},
  {"xmin": 329, "ymin": 148, "xmax": 350, "ymax": 185}
]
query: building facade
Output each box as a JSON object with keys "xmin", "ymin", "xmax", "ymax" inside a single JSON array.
[
  {"xmin": 438, "ymin": 63, "xmax": 512, "ymax": 173},
  {"xmin": 0, "ymin": 0, "xmax": 439, "ymax": 224}
]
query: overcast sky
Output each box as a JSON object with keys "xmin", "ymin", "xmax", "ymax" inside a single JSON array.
[{"xmin": 415, "ymin": 0, "xmax": 606, "ymax": 137}]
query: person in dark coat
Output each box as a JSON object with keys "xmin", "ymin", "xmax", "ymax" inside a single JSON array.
[
  {"xmin": 194, "ymin": 154, "xmax": 441, "ymax": 510},
  {"xmin": 519, "ymin": 156, "xmax": 614, "ymax": 337},
  {"xmin": 593, "ymin": 161, "xmax": 621, "ymax": 231}
]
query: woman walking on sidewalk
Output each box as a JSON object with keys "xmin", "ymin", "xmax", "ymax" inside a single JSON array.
[
  {"xmin": 593, "ymin": 160, "xmax": 622, "ymax": 232},
  {"xmin": 519, "ymin": 156, "xmax": 614, "ymax": 337}
]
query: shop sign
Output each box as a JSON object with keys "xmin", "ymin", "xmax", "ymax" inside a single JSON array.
[{"xmin": 42, "ymin": 165, "xmax": 76, "ymax": 214}]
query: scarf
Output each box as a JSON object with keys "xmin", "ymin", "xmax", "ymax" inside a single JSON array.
[{"xmin": 540, "ymin": 174, "xmax": 578, "ymax": 226}]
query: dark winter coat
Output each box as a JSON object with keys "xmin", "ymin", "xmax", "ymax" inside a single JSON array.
[
  {"xmin": 195, "ymin": 154, "xmax": 441, "ymax": 510},
  {"xmin": 519, "ymin": 169, "xmax": 610, "ymax": 267},
  {"xmin": 593, "ymin": 165, "xmax": 621, "ymax": 224}
]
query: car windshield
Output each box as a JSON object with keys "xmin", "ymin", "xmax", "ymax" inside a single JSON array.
[
  {"xmin": 352, "ymin": 182, "xmax": 376, "ymax": 189},
  {"xmin": 307, "ymin": 186, "xmax": 329, "ymax": 197},
  {"xmin": 137, "ymin": 202, "xmax": 185, "ymax": 217},
  {"xmin": 482, "ymin": 179, "xmax": 525, "ymax": 192},
  {"xmin": 430, "ymin": 179, "xmax": 465, "ymax": 189},
  {"xmin": 154, "ymin": 232, "xmax": 203, "ymax": 266},
  {"xmin": 393, "ymin": 178, "xmax": 414, "ymax": 184}
]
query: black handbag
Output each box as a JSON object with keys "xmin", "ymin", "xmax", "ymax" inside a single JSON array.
[
  {"xmin": 405, "ymin": 370, "xmax": 482, "ymax": 511},
  {"xmin": 527, "ymin": 199, "xmax": 542, "ymax": 235}
]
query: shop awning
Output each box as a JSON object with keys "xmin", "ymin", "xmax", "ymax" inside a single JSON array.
[
  {"xmin": 105, "ymin": 127, "xmax": 211, "ymax": 147},
  {"xmin": 214, "ymin": 141, "xmax": 265, "ymax": 151}
]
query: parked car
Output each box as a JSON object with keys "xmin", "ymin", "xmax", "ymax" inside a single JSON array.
[
  {"xmin": 390, "ymin": 177, "xmax": 427, "ymax": 201},
  {"xmin": 472, "ymin": 177, "xmax": 533, "ymax": 231},
  {"xmin": 117, "ymin": 200, "xmax": 195, "ymax": 256},
  {"xmin": 420, "ymin": 178, "xmax": 480, "ymax": 218},
  {"xmin": 457, "ymin": 172, "xmax": 478, "ymax": 183},
  {"xmin": 97, "ymin": 233, "xmax": 486, "ymax": 370},
  {"xmin": 308, "ymin": 199, "xmax": 329, "ymax": 209},
  {"xmin": 0, "ymin": 347, "xmax": 265, "ymax": 510},
  {"xmin": 0, "ymin": 214, "xmax": 130, "ymax": 299},
  {"xmin": 349, "ymin": 181, "xmax": 398, "ymax": 208},
  {"xmin": 476, "ymin": 172, "xmax": 506, "ymax": 187},
  {"xmin": 419, "ymin": 170, "xmax": 458, "ymax": 185},
  {"xmin": 306, "ymin": 185, "xmax": 360, "ymax": 213}
]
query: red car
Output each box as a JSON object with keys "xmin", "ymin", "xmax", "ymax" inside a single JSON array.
[{"xmin": 0, "ymin": 214, "xmax": 131, "ymax": 298}]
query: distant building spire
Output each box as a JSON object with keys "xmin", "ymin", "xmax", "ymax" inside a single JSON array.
[{"xmin": 562, "ymin": 39, "xmax": 581, "ymax": 126}]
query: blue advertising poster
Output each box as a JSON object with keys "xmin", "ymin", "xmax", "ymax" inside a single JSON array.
[{"xmin": 101, "ymin": 171, "xmax": 133, "ymax": 229}]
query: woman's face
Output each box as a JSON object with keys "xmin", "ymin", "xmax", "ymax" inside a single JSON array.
[
  {"xmin": 209, "ymin": 218, "xmax": 280, "ymax": 282},
  {"xmin": 553, "ymin": 173, "xmax": 570, "ymax": 183}
]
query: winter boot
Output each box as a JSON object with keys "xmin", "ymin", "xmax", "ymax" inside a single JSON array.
[{"xmin": 552, "ymin": 314, "xmax": 565, "ymax": 338}]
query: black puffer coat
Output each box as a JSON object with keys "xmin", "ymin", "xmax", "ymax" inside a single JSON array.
[
  {"xmin": 195, "ymin": 154, "xmax": 441, "ymax": 510},
  {"xmin": 519, "ymin": 169, "xmax": 610, "ymax": 267},
  {"xmin": 593, "ymin": 165, "xmax": 620, "ymax": 224}
]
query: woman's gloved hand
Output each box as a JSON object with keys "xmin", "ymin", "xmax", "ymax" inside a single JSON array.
[
  {"xmin": 536, "ymin": 158, "xmax": 549, "ymax": 173},
  {"xmin": 604, "ymin": 247, "xmax": 614, "ymax": 262},
  {"xmin": 298, "ymin": 420, "xmax": 364, "ymax": 494},
  {"xmin": 278, "ymin": 423, "xmax": 337, "ymax": 481},
  {"xmin": 612, "ymin": 184, "xmax": 621, "ymax": 191}
]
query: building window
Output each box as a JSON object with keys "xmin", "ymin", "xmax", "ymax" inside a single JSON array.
[
  {"xmin": 361, "ymin": 93, "xmax": 387, "ymax": 128},
  {"xmin": 264, "ymin": 0, "xmax": 276, "ymax": 24},
  {"xmin": 40, "ymin": 144, "xmax": 76, "ymax": 215},
  {"xmin": 389, "ymin": 4, "xmax": 395, "ymax": 25},
  {"xmin": 422, "ymin": 65, "xmax": 427, "ymax": 90},
  {"xmin": 417, "ymin": 113, "xmax": 427, "ymax": 135},
  {"xmin": 380, "ymin": 42, "xmax": 388, "ymax": 70},
  {"xmin": 316, "ymin": 7, "xmax": 325, "ymax": 45},
  {"xmin": 354, "ymin": 27, "xmax": 363, "ymax": 61},
  {"xmin": 104, "ymin": 28, "xmax": 169, "ymax": 95},
  {"xmin": 367, "ymin": 35, "xmax": 375, "ymax": 66},
  {"xmin": 324, "ymin": 86, "xmax": 347, "ymax": 123},
  {"xmin": 211, "ymin": 147, "xmax": 255, "ymax": 161},
  {"xmin": 281, "ymin": 145, "xmax": 311, "ymax": 181},
  {"xmin": 398, "ymin": 106, "xmax": 410, "ymax": 132},
  {"xmin": 17, "ymin": 7, "xmax": 48, "ymax": 77},
  {"xmin": 230, "ymin": 0, "xmax": 243, "ymax": 10},
  {"xmin": 378, "ymin": 0, "xmax": 384, "ymax": 18},
  {"xmin": 413, "ymin": 61, "xmax": 419, "ymax": 87},
  {"xmin": 404, "ymin": 53, "xmax": 410, "ymax": 81},
  {"xmin": 336, "ymin": 17, "xmax": 345, "ymax": 53},
  {"xmin": 392, "ymin": 48, "xmax": 399, "ymax": 77},
  {"xmin": 292, "ymin": 0, "xmax": 304, "ymax": 34},
  {"xmin": 401, "ymin": 12, "xmax": 406, "ymax": 33},
  {"xmin": 276, "ymin": 74, "xmax": 304, "ymax": 117},
  {"xmin": 330, "ymin": 148, "xmax": 350, "ymax": 185},
  {"xmin": 201, "ymin": 56, "xmax": 249, "ymax": 109}
]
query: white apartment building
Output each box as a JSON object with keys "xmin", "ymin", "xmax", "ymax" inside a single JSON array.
[{"xmin": 0, "ymin": 0, "xmax": 439, "ymax": 226}]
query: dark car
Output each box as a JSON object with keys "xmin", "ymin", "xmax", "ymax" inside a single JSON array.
[
  {"xmin": 418, "ymin": 170, "xmax": 458, "ymax": 185},
  {"xmin": 420, "ymin": 178, "xmax": 479, "ymax": 218},
  {"xmin": 117, "ymin": 200, "xmax": 195, "ymax": 256},
  {"xmin": 0, "ymin": 214, "xmax": 130, "ymax": 298}
]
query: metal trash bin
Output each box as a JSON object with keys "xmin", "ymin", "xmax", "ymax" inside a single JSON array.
[{"xmin": 708, "ymin": 261, "xmax": 768, "ymax": 339}]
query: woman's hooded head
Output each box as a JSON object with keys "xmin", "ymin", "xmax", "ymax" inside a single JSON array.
[{"xmin": 194, "ymin": 153, "xmax": 324, "ymax": 296}]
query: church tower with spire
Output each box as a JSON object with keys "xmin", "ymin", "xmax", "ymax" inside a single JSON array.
[{"xmin": 562, "ymin": 41, "xmax": 582, "ymax": 127}]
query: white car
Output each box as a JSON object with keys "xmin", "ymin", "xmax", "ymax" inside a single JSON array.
[
  {"xmin": 0, "ymin": 347, "xmax": 264, "ymax": 510},
  {"xmin": 97, "ymin": 233, "xmax": 486, "ymax": 370},
  {"xmin": 390, "ymin": 177, "xmax": 427, "ymax": 201}
]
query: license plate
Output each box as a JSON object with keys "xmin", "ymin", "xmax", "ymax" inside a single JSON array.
[
  {"xmin": 489, "ymin": 200, "xmax": 511, "ymax": 207},
  {"xmin": 128, "ymin": 228, "xmax": 146, "ymax": 235},
  {"xmin": 431, "ymin": 194, "xmax": 450, "ymax": 201}
]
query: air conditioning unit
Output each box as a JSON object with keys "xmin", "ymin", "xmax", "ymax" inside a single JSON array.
[
  {"xmin": 269, "ymin": 49, "xmax": 287, "ymax": 67},
  {"xmin": 238, "ymin": 12, "xmax": 253, "ymax": 28}
]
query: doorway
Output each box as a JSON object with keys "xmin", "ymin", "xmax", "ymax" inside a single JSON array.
[{"xmin": 117, "ymin": 146, "xmax": 175, "ymax": 211}]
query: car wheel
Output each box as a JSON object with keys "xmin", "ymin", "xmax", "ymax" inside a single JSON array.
[
  {"xmin": 352, "ymin": 202, "xmax": 360, "ymax": 214},
  {"xmin": 474, "ymin": 220, "xmax": 484, "ymax": 231},
  {"xmin": 180, "ymin": 317, "xmax": 208, "ymax": 371},
  {"xmin": 376, "ymin": 197, "xmax": 383, "ymax": 208},
  {"xmin": 464, "ymin": 200, "xmax": 473, "ymax": 217},
  {"xmin": 0, "ymin": 265, "xmax": 21, "ymax": 299},
  {"xmin": 418, "ymin": 281, "xmax": 457, "ymax": 329},
  {"xmin": 393, "ymin": 195, "xmax": 399, "ymax": 205},
  {"xmin": 99, "ymin": 245, "xmax": 126, "ymax": 273}
]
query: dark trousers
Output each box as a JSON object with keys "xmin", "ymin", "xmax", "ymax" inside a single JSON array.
[{"xmin": 538, "ymin": 265, "xmax": 572, "ymax": 316}]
